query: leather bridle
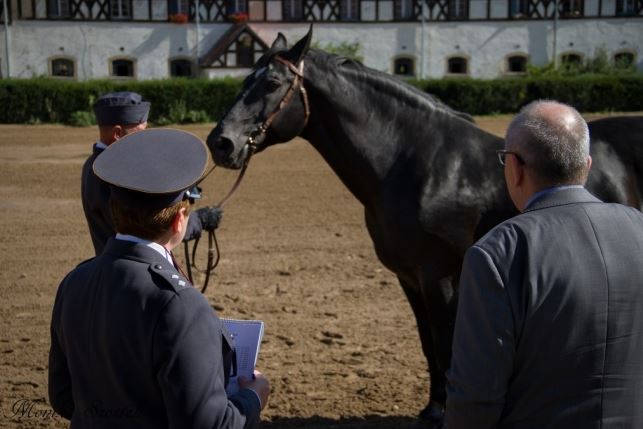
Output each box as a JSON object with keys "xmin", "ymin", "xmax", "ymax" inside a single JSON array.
[
  {"xmin": 188, "ymin": 54, "xmax": 310, "ymax": 294},
  {"xmin": 246, "ymin": 55, "xmax": 310, "ymax": 153}
]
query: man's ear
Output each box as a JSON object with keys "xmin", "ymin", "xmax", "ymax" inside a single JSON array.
[
  {"xmin": 171, "ymin": 207, "xmax": 187, "ymax": 233},
  {"xmin": 112, "ymin": 125, "xmax": 125, "ymax": 141},
  {"xmin": 508, "ymin": 156, "xmax": 524, "ymax": 187}
]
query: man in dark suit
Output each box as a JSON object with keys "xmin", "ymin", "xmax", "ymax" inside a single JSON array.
[
  {"xmin": 50, "ymin": 129, "xmax": 269, "ymax": 428},
  {"xmin": 81, "ymin": 91, "xmax": 221, "ymax": 255},
  {"xmin": 445, "ymin": 101, "xmax": 643, "ymax": 428}
]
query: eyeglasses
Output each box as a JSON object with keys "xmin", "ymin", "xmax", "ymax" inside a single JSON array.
[{"xmin": 496, "ymin": 149, "xmax": 525, "ymax": 166}]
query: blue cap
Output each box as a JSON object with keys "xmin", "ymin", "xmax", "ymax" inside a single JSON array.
[
  {"xmin": 93, "ymin": 128, "xmax": 209, "ymax": 210},
  {"xmin": 93, "ymin": 91, "xmax": 151, "ymax": 126}
]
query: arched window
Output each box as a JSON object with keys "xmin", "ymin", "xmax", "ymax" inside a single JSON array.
[
  {"xmin": 614, "ymin": 52, "xmax": 635, "ymax": 69},
  {"xmin": 170, "ymin": 58, "xmax": 193, "ymax": 77},
  {"xmin": 560, "ymin": 53, "xmax": 582, "ymax": 66},
  {"xmin": 447, "ymin": 56, "xmax": 468, "ymax": 74},
  {"xmin": 393, "ymin": 57, "xmax": 415, "ymax": 76},
  {"xmin": 506, "ymin": 55, "xmax": 527, "ymax": 73},
  {"xmin": 111, "ymin": 58, "xmax": 135, "ymax": 78},
  {"xmin": 50, "ymin": 57, "xmax": 75, "ymax": 78}
]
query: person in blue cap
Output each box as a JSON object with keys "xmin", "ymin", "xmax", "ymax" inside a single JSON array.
[
  {"xmin": 50, "ymin": 128, "xmax": 270, "ymax": 428},
  {"xmin": 81, "ymin": 91, "xmax": 221, "ymax": 255}
]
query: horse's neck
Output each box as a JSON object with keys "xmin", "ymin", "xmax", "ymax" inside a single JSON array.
[{"xmin": 300, "ymin": 56, "xmax": 449, "ymax": 208}]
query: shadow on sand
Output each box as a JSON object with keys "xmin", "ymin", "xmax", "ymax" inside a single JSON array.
[{"xmin": 262, "ymin": 415, "xmax": 419, "ymax": 429}]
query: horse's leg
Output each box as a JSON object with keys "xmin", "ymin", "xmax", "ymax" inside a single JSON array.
[{"xmin": 400, "ymin": 270, "xmax": 457, "ymax": 429}]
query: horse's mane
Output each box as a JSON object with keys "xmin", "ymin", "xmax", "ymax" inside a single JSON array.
[{"xmin": 307, "ymin": 49, "xmax": 475, "ymax": 123}]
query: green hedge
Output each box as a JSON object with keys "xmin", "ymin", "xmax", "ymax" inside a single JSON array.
[
  {"xmin": 0, "ymin": 77, "xmax": 243, "ymax": 125},
  {"xmin": 1, "ymin": 75, "xmax": 642, "ymax": 124},
  {"xmin": 416, "ymin": 75, "xmax": 643, "ymax": 114}
]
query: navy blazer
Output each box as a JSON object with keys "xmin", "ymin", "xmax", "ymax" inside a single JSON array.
[
  {"xmin": 81, "ymin": 144, "xmax": 113, "ymax": 255},
  {"xmin": 446, "ymin": 187, "xmax": 643, "ymax": 428},
  {"xmin": 49, "ymin": 239, "xmax": 261, "ymax": 429}
]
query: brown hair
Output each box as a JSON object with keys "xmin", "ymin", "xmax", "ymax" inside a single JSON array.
[{"xmin": 111, "ymin": 199, "xmax": 190, "ymax": 241}]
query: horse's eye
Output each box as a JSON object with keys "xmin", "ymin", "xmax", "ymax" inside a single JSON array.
[{"xmin": 265, "ymin": 77, "xmax": 282, "ymax": 92}]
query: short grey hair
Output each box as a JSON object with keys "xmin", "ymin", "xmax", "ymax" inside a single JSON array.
[{"xmin": 506, "ymin": 100, "xmax": 590, "ymax": 185}]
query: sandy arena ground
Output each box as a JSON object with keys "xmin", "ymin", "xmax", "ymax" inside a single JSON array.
[{"xmin": 0, "ymin": 113, "xmax": 636, "ymax": 428}]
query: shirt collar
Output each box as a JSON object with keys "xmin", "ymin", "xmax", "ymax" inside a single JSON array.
[
  {"xmin": 95, "ymin": 141, "xmax": 108, "ymax": 151},
  {"xmin": 115, "ymin": 233, "xmax": 174, "ymax": 266},
  {"xmin": 524, "ymin": 185, "xmax": 585, "ymax": 211}
]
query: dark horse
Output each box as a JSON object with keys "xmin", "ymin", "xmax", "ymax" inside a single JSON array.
[{"xmin": 207, "ymin": 29, "xmax": 643, "ymax": 426}]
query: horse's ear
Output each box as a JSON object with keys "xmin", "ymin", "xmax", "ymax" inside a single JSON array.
[
  {"xmin": 271, "ymin": 33, "xmax": 288, "ymax": 52},
  {"xmin": 254, "ymin": 33, "xmax": 288, "ymax": 69},
  {"xmin": 285, "ymin": 25, "xmax": 313, "ymax": 65}
]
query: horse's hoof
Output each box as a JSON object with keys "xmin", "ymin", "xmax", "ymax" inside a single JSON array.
[
  {"xmin": 411, "ymin": 417, "xmax": 443, "ymax": 429},
  {"xmin": 416, "ymin": 401, "xmax": 444, "ymax": 429}
]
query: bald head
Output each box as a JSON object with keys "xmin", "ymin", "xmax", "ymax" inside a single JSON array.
[{"xmin": 505, "ymin": 100, "xmax": 591, "ymax": 186}]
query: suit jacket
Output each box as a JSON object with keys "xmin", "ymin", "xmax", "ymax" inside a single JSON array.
[
  {"xmin": 81, "ymin": 144, "xmax": 113, "ymax": 255},
  {"xmin": 446, "ymin": 187, "xmax": 643, "ymax": 428},
  {"xmin": 49, "ymin": 239, "xmax": 261, "ymax": 429}
]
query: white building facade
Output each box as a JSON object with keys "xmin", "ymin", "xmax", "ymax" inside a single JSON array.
[{"xmin": 0, "ymin": 0, "xmax": 641, "ymax": 80}]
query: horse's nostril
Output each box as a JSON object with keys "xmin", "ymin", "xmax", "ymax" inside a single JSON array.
[{"xmin": 215, "ymin": 137, "xmax": 234, "ymax": 155}]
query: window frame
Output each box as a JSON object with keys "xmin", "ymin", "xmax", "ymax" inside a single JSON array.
[
  {"xmin": 395, "ymin": 0, "xmax": 416, "ymax": 20},
  {"xmin": 341, "ymin": 0, "xmax": 360, "ymax": 21},
  {"xmin": 49, "ymin": 56, "xmax": 76, "ymax": 79},
  {"xmin": 448, "ymin": 0, "xmax": 469, "ymax": 19},
  {"xmin": 283, "ymin": 0, "xmax": 303, "ymax": 20},
  {"xmin": 392, "ymin": 56, "xmax": 416, "ymax": 77},
  {"xmin": 613, "ymin": 50, "xmax": 636, "ymax": 69},
  {"xmin": 559, "ymin": 51, "xmax": 584, "ymax": 67},
  {"xmin": 48, "ymin": 0, "xmax": 70, "ymax": 18},
  {"xmin": 109, "ymin": 56, "xmax": 137, "ymax": 79},
  {"xmin": 445, "ymin": 55, "xmax": 470, "ymax": 76},
  {"xmin": 169, "ymin": 57, "xmax": 195, "ymax": 78},
  {"xmin": 616, "ymin": 0, "xmax": 637, "ymax": 15},
  {"xmin": 504, "ymin": 53, "xmax": 528, "ymax": 75},
  {"xmin": 111, "ymin": 0, "xmax": 133, "ymax": 20}
]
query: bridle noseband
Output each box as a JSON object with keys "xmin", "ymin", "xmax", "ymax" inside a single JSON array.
[{"xmin": 189, "ymin": 55, "xmax": 310, "ymax": 294}]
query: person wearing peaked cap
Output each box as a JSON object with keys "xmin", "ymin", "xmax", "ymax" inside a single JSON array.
[
  {"xmin": 81, "ymin": 91, "xmax": 151, "ymax": 255},
  {"xmin": 81, "ymin": 91, "xmax": 222, "ymax": 256},
  {"xmin": 50, "ymin": 129, "xmax": 270, "ymax": 429}
]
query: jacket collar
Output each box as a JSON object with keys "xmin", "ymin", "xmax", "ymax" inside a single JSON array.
[
  {"xmin": 102, "ymin": 237, "xmax": 171, "ymax": 268},
  {"xmin": 524, "ymin": 186, "xmax": 601, "ymax": 213}
]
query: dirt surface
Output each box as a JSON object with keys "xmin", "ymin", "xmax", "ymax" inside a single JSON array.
[{"xmin": 0, "ymin": 113, "xmax": 637, "ymax": 428}]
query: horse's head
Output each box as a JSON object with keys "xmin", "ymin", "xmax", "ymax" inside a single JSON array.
[{"xmin": 207, "ymin": 29, "xmax": 313, "ymax": 169}]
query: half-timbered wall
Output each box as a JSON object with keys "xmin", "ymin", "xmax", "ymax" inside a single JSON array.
[
  {"xmin": 1, "ymin": 0, "xmax": 642, "ymax": 79},
  {"xmin": 14, "ymin": 0, "xmax": 643, "ymax": 20}
]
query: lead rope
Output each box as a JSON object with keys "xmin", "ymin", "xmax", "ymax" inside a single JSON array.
[{"xmin": 186, "ymin": 145, "xmax": 257, "ymax": 293}]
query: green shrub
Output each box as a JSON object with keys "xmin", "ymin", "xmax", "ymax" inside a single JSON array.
[
  {"xmin": 312, "ymin": 41, "xmax": 364, "ymax": 63},
  {"xmin": 0, "ymin": 78, "xmax": 242, "ymax": 124},
  {"xmin": 0, "ymin": 75, "xmax": 641, "ymax": 124},
  {"xmin": 67, "ymin": 110, "xmax": 96, "ymax": 127}
]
